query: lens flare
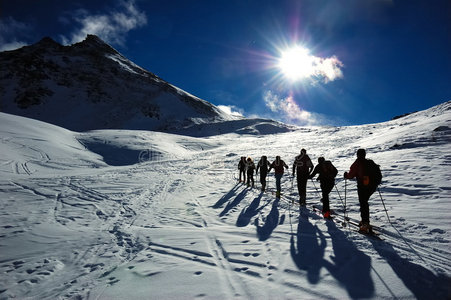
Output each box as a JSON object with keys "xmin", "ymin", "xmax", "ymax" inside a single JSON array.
[{"xmin": 278, "ymin": 46, "xmax": 314, "ymax": 81}]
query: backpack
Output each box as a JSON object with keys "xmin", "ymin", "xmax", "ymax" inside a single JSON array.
[
  {"xmin": 295, "ymin": 154, "xmax": 312, "ymax": 174},
  {"xmin": 363, "ymin": 159, "xmax": 382, "ymax": 187},
  {"xmin": 322, "ymin": 161, "xmax": 338, "ymax": 179}
]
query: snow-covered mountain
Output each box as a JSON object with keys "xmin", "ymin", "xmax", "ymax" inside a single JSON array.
[
  {"xmin": 0, "ymin": 101, "xmax": 450, "ymax": 299},
  {"xmin": 0, "ymin": 35, "xmax": 289, "ymax": 135}
]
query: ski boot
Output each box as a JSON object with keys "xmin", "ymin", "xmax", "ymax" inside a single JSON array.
[
  {"xmin": 323, "ymin": 211, "xmax": 332, "ymax": 219},
  {"xmin": 359, "ymin": 222, "xmax": 372, "ymax": 234}
]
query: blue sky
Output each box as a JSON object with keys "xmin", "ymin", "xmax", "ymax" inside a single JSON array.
[{"xmin": 1, "ymin": 0, "xmax": 450, "ymax": 125}]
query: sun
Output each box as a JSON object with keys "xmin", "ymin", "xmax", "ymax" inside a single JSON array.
[{"xmin": 278, "ymin": 46, "xmax": 315, "ymax": 81}]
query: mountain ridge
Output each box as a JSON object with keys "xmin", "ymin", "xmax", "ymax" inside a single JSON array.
[{"xmin": 0, "ymin": 35, "xmax": 290, "ymax": 135}]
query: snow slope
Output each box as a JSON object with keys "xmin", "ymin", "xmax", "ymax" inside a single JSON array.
[{"xmin": 0, "ymin": 101, "xmax": 450, "ymax": 299}]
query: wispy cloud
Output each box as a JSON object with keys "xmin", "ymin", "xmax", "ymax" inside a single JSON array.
[
  {"xmin": 312, "ymin": 55, "xmax": 344, "ymax": 83},
  {"xmin": 263, "ymin": 90, "xmax": 317, "ymax": 125},
  {"xmin": 0, "ymin": 17, "xmax": 29, "ymax": 51},
  {"xmin": 60, "ymin": 0, "xmax": 147, "ymax": 46},
  {"xmin": 0, "ymin": 40, "xmax": 28, "ymax": 52},
  {"xmin": 217, "ymin": 105, "xmax": 244, "ymax": 117},
  {"xmin": 278, "ymin": 46, "xmax": 344, "ymax": 83}
]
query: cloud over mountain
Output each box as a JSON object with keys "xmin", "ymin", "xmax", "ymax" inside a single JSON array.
[
  {"xmin": 0, "ymin": 17, "xmax": 29, "ymax": 51},
  {"xmin": 60, "ymin": 0, "xmax": 147, "ymax": 46}
]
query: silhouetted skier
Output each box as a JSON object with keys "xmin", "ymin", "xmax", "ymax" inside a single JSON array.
[
  {"xmin": 344, "ymin": 149, "xmax": 382, "ymax": 233},
  {"xmin": 246, "ymin": 157, "xmax": 256, "ymax": 187},
  {"xmin": 269, "ymin": 156, "xmax": 288, "ymax": 197},
  {"xmin": 309, "ymin": 157, "xmax": 338, "ymax": 218},
  {"xmin": 256, "ymin": 155, "xmax": 270, "ymax": 191},
  {"xmin": 292, "ymin": 149, "xmax": 313, "ymax": 205},
  {"xmin": 238, "ymin": 156, "xmax": 246, "ymax": 183}
]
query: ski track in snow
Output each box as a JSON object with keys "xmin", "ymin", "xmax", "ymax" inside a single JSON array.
[{"xmin": 1, "ymin": 104, "xmax": 451, "ymax": 299}]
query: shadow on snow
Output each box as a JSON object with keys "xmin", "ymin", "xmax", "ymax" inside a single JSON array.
[
  {"xmin": 215, "ymin": 186, "xmax": 451, "ymax": 299},
  {"xmin": 255, "ymin": 198, "xmax": 282, "ymax": 241},
  {"xmin": 212, "ymin": 183, "xmax": 242, "ymax": 209},
  {"xmin": 236, "ymin": 192, "xmax": 267, "ymax": 227},
  {"xmin": 369, "ymin": 238, "xmax": 451, "ymax": 299},
  {"xmin": 323, "ymin": 220, "xmax": 374, "ymax": 299},
  {"xmin": 291, "ymin": 208, "xmax": 375, "ymax": 298},
  {"xmin": 213, "ymin": 184, "xmax": 249, "ymax": 218},
  {"xmin": 290, "ymin": 208, "xmax": 326, "ymax": 284}
]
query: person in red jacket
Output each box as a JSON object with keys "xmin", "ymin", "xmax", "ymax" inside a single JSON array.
[
  {"xmin": 269, "ymin": 156, "xmax": 288, "ymax": 197},
  {"xmin": 344, "ymin": 149, "xmax": 377, "ymax": 233}
]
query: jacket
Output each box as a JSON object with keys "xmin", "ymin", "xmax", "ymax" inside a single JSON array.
[
  {"xmin": 293, "ymin": 154, "xmax": 313, "ymax": 175},
  {"xmin": 270, "ymin": 159, "xmax": 288, "ymax": 175},
  {"xmin": 345, "ymin": 158, "xmax": 365, "ymax": 185}
]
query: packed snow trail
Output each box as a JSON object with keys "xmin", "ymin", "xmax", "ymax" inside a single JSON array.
[{"xmin": 0, "ymin": 102, "xmax": 450, "ymax": 299}]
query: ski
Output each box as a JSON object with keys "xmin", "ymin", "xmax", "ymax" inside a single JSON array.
[
  {"xmin": 332, "ymin": 212, "xmax": 384, "ymax": 240},
  {"xmin": 279, "ymin": 196, "xmax": 333, "ymax": 219},
  {"xmin": 355, "ymin": 228, "xmax": 382, "ymax": 240}
]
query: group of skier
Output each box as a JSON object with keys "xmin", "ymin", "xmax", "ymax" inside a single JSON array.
[{"xmin": 237, "ymin": 148, "xmax": 382, "ymax": 233}]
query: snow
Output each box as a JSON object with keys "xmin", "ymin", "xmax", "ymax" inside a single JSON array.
[{"xmin": 0, "ymin": 101, "xmax": 450, "ymax": 299}]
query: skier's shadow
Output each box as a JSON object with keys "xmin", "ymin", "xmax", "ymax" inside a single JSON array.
[
  {"xmin": 290, "ymin": 208, "xmax": 326, "ymax": 284},
  {"xmin": 217, "ymin": 186, "xmax": 249, "ymax": 217},
  {"xmin": 212, "ymin": 183, "xmax": 242, "ymax": 209},
  {"xmin": 369, "ymin": 237, "xmax": 451, "ymax": 299},
  {"xmin": 255, "ymin": 198, "xmax": 280, "ymax": 241},
  {"xmin": 323, "ymin": 221, "xmax": 374, "ymax": 299},
  {"xmin": 236, "ymin": 192, "xmax": 267, "ymax": 227}
]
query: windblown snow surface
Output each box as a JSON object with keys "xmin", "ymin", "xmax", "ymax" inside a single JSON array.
[{"xmin": 0, "ymin": 102, "xmax": 450, "ymax": 299}]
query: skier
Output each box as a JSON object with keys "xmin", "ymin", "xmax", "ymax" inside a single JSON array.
[
  {"xmin": 269, "ymin": 156, "xmax": 288, "ymax": 197},
  {"xmin": 246, "ymin": 157, "xmax": 256, "ymax": 188},
  {"xmin": 344, "ymin": 148, "xmax": 382, "ymax": 233},
  {"xmin": 309, "ymin": 157, "xmax": 338, "ymax": 218},
  {"xmin": 256, "ymin": 155, "xmax": 270, "ymax": 191},
  {"xmin": 238, "ymin": 156, "xmax": 246, "ymax": 183},
  {"xmin": 292, "ymin": 149, "xmax": 313, "ymax": 205}
]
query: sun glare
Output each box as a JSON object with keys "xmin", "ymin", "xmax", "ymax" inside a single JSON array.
[{"xmin": 278, "ymin": 46, "xmax": 315, "ymax": 81}]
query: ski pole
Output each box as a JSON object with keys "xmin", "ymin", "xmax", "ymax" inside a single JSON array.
[
  {"xmin": 378, "ymin": 187, "xmax": 392, "ymax": 223},
  {"xmin": 334, "ymin": 183, "xmax": 345, "ymax": 209},
  {"xmin": 377, "ymin": 186, "xmax": 430, "ymax": 265},
  {"xmin": 343, "ymin": 179, "xmax": 347, "ymax": 227},
  {"xmin": 310, "ymin": 178, "xmax": 321, "ymax": 198},
  {"xmin": 288, "ymin": 190, "xmax": 293, "ymax": 231}
]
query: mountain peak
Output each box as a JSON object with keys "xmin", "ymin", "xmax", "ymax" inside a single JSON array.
[
  {"xmin": 36, "ymin": 36, "xmax": 61, "ymax": 48},
  {"xmin": 72, "ymin": 34, "xmax": 119, "ymax": 55},
  {"xmin": 84, "ymin": 34, "xmax": 109, "ymax": 46}
]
